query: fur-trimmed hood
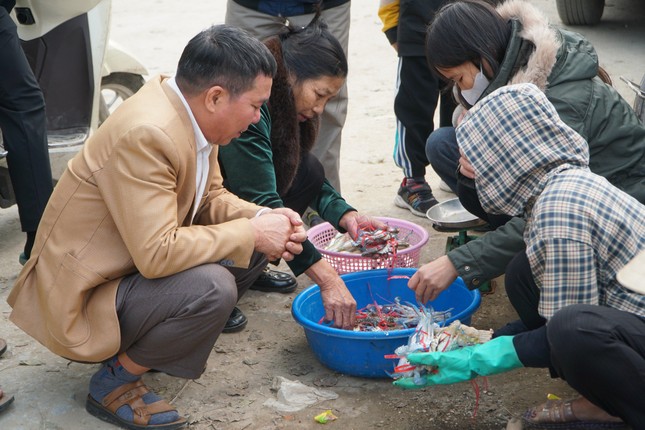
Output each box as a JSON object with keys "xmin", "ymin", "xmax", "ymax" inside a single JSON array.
[
  {"xmin": 263, "ymin": 36, "xmax": 319, "ymax": 194},
  {"xmin": 497, "ymin": 0, "xmax": 559, "ymax": 90},
  {"xmin": 494, "ymin": 0, "xmax": 598, "ymax": 90}
]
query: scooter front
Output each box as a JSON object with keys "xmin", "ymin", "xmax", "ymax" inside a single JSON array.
[
  {"xmin": 0, "ymin": 0, "xmax": 146, "ymax": 205},
  {"xmin": 13, "ymin": 0, "xmax": 110, "ymax": 159}
]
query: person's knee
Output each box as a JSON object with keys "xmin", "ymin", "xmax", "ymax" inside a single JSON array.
[
  {"xmin": 426, "ymin": 127, "xmax": 459, "ymax": 184},
  {"xmin": 188, "ymin": 264, "xmax": 238, "ymax": 312},
  {"xmin": 548, "ymin": 304, "xmax": 597, "ymax": 354}
]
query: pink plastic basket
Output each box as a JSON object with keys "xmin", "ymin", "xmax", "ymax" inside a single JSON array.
[{"xmin": 306, "ymin": 217, "xmax": 429, "ymax": 274}]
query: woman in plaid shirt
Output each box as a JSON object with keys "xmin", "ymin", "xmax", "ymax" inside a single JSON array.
[{"xmin": 397, "ymin": 83, "xmax": 645, "ymax": 429}]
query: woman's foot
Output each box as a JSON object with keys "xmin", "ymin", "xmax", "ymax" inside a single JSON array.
[
  {"xmin": 570, "ymin": 397, "xmax": 622, "ymax": 422},
  {"xmin": 523, "ymin": 396, "xmax": 624, "ymax": 428}
]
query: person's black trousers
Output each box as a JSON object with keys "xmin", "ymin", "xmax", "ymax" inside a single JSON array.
[
  {"xmin": 505, "ymin": 251, "xmax": 547, "ymax": 330},
  {"xmin": 0, "ymin": 7, "xmax": 52, "ymax": 233},
  {"xmin": 394, "ymin": 55, "xmax": 455, "ymax": 179},
  {"xmin": 506, "ymin": 251, "xmax": 645, "ymax": 427},
  {"xmin": 548, "ymin": 304, "xmax": 645, "ymax": 428}
]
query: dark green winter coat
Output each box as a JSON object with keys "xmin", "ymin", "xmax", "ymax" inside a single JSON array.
[{"xmin": 449, "ymin": 0, "xmax": 645, "ymax": 289}]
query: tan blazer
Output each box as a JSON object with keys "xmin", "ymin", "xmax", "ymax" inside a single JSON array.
[{"xmin": 8, "ymin": 76, "xmax": 261, "ymax": 363}]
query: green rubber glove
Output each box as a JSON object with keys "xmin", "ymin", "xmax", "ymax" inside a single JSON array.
[{"xmin": 394, "ymin": 336, "xmax": 522, "ymax": 389}]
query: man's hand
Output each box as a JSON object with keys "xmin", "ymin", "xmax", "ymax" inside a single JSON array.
[
  {"xmin": 267, "ymin": 208, "xmax": 307, "ymax": 259},
  {"xmin": 305, "ymin": 259, "xmax": 356, "ymax": 329},
  {"xmin": 339, "ymin": 211, "xmax": 387, "ymax": 241},
  {"xmin": 250, "ymin": 211, "xmax": 304, "ymax": 261},
  {"xmin": 269, "ymin": 207, "xmax": 305, "ymax": 231},
  {"xmin": 409, "ymin": 255, "xmax": 458, "ymax": 303}
]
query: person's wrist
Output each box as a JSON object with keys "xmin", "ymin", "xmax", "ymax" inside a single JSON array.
[
  {"xmin": 255, "ymin": 207, "xmax": 271, "ymax": 217},
  {"xmin": 441, "ymin": 255, "xmax": 459, "ymax": 278},
  {"xmin": 307, "ymin": 260, "xmax": 340, "ymax": 291},
  {"xmin": 339, "ymin": 211, "xmax": 358, "ymax": 230}
]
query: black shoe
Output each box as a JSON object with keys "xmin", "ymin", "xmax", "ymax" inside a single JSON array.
[
  {"xmin": 250, "ymin": 268, "xmax": 297, "ymax": 294},
  {"xmin": 223, "ymin": 307, "xmax": 247, "ymax": 334}
]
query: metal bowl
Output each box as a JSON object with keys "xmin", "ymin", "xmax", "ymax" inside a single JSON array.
[{"xmin": 426, "ymin": 198, "xmax": 487, "ymax": 229}]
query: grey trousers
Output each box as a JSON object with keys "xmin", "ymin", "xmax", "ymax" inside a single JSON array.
[
  {"xmin": 225, "ymin": 0, "xmax": 350, "ymax": 191},
  {"xmin": 115, "ymin": 251, "xmax": 267, "ymax": 379}
]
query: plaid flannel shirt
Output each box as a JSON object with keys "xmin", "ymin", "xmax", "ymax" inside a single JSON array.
[{"xmin": 457, "ymin": 83, "xmax": 645, "ymax": 320}]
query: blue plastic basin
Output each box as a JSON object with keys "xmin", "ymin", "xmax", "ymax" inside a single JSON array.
[{"xmin": 291, "ymin": 268, "xmax": 481, "ymax": 378}]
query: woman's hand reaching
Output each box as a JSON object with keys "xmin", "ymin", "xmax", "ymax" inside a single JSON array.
[{"xmin": 339, "ymin": 211, "xmax": 387, "ymax": 241}]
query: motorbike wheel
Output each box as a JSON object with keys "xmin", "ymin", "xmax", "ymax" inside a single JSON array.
[
  {"xmin": 99, "ymin": 72, "xmax": 145, "ymax": 126},
  {"xmin": 556, "ymin": 0, "xmax": 604, "ymax": 25},
  {"xmin": 634, "ymin": 73, "xmax": 645, "ymax": 124}
]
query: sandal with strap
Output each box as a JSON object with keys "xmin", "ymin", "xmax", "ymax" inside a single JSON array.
[
  {"xmin": 86, "ymin": 380, "xmax": 187, "ymax": 430},
  {"xmin": 522, "ymin": 399, "xmax": 625, "ymax": 429}
]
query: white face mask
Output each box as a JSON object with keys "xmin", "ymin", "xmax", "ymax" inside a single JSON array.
[{"xmin": 461, "ymin": 65, "xmax": 490, "ymax": 106}]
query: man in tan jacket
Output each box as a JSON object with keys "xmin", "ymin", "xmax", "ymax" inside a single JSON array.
[{"xmin": 7, "ymin": 25, "xmax": 306, "ymax": 430}]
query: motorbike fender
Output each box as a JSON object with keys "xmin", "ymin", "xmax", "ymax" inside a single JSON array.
[
  {"xmin": 13, "ymin": 0, "xmax": 102, "ymax": 41},
  {"xmin": 102, "ymin": 40, "xmax": 148, "ymax": 77}
]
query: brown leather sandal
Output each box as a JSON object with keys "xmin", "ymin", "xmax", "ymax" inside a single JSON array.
[
  {"xmin": 85, "ymin": 380, "xmax": 187, "ymax": 429},
  {"xmin": 522, "ymin": 399, "xmax": 625, "ymax": 429}
]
